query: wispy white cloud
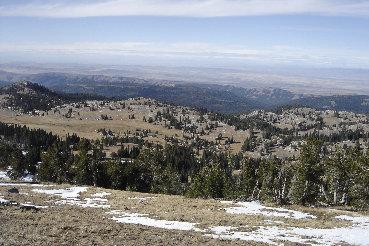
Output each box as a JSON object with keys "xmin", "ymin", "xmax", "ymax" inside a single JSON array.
[
  {"xmin": 1, "ymin": 41, "xmax": 367, "ymax": 68},
  {"xmin": 1, "ymin": 0, "xmax": 369, "ymax": 18}
]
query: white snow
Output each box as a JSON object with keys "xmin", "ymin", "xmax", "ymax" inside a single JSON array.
[
  {"xmin": 22, "ymin": 174, "xmax": 34, "ymax": 182},
  {"xmin": 91, "ymin": 192, "xmax": 111, "ymax": 197},
  {"xmin": 210, "ymin": 226, "xmax": 238, "ymax": 235},
  {"xmin": 335, "ymin": 214, "xmax": 369, "ymax": 224},
  {"xmin": 224, "ymin": 201, "xmax": 317, "ymax": 219},
  {"xmin": 127, "ymin": 196, "xmax": 154, "ymax": 201},
  {"xmin": 55, "ymin": 198, "xmax": 111, "ymax": 209},
  {"xmin": 86, "ymin": 197, "xmax": 108, "ymax": 202},
  {"xmin": 207, "ymin": 225, "xmax": 313, "ymax": 245},
  {"xmin": 0, "ymin": 193, "xmax": 8, "ymax": 203},
  {"xmin": 19, "ymin": 203, "xmax": 49, "ymax": 209},
  {"xmin": 106, "ymin": 210, "xmax": 125, "ymax": 215},
  {"xmin": 32, "ymin": 187, "xmax": 88, "ymax": 199},
  {"xmin": 110, "ymin": 211, "xmax": 203, "ymax": 232},
  {"xmin": 0, "ymin": 171, "xmax": 10, "ymax": 181},
  {"xmin": 264, "ymin": 219, "xmax": 284, "ymax": 224},
  {"xmin": 82, "ymin": 197, "xmax": 110, "ymax": 208},
  {"xmin": 3, "ymin": 183, "xmax": 369, "ymax": 245},
  {"xmin": 287, "ymin": 214, "xmax": 369, "ymax": 245},
  {"xmin": 0, "ymin": 182, "xmax": 54, "ymax": 187},
  {"xmin": 32, "ymin": 187, "xmax": 111, "ymax": 208},
  {"xmin": 0, "ymin": 192, "xmax": 47, "ymax": 208},
  {"xmin": 206, "ymin": 205, "xmax": 369, "ymax": 245},
  {"xmin": 0, "ymin": 170, "xmax": 35, "ymax": 182}
]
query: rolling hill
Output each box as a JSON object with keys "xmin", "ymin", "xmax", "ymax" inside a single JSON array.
[
  {"xmin": 1, "ymin": 71, "xmax": 368, "ymax": 114},
  {"xmin": 0, "ymin": 81, "xmax": 107, "ymax": 112}
]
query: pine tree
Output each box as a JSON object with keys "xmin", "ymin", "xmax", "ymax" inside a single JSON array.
[
  {"xmin": 291, "ymin": 138, "xmax": 324, "ymax": 205},
  {"xmin": 260, "ymin": 159, "xmax": 282, "ymax": 202},
  {"xmin": 73, "ymin": 139, "xmax": 93, "ymax": 185},
  {"xmin": 8, "ymin": 149, "xmax": 26, "ymax": 180},
  {"xmin": 90, "ymin": 147, "xmax": 109, "ymax": 187},
  {"xmin": 38, "ymin": 143, "xmax": 73, "ymax": 183},
  {"xmin": 186, "ymin": 160, "xmax": 228, "ymax": 199},
  {"xmin": 348, "ymin": 150, "xmax": 369, "ymax": 209},
  {"xmin": 241, "ymin": 158, "xmax": 259, "ymax": 198},
  {"xmin": 325, "ymin": 150, "xmax": 353, "ymax": 205}
]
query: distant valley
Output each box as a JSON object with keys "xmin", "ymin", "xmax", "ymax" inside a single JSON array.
[{"xmin": 0, "ymin": 69, "xmax": 368, "ymax": 114}]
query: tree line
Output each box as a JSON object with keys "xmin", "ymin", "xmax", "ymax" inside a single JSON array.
[{"xmin": 1, "ymin": 121, "xmax": 368, "ymax": 210}]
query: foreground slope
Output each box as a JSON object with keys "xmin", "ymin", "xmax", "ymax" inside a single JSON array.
[{"xmin": 1, "ymin": 178, "xmax": 369, "ymax": 246}]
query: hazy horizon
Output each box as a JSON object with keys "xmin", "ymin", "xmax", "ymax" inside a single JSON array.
[
  {"xmin": 1, "ymin": 61, "xmax": 369, "ymax": 96},
  {"xmin": 1, "ymin": 1, "xmax": 369, "ymax": 70}
]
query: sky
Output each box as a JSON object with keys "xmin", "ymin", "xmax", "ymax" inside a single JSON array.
[{"xmin": 0, "ymin": 0, "xmax": 369, "ymax": 69}]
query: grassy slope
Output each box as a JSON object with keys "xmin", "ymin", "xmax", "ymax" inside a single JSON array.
[
  {"xmin": 1, "ymin": 181, "xmax": 365, "ymax": 246},
  {"xmin": 0, "ymin": 183, "xmax": 259, "ymax": 246}
]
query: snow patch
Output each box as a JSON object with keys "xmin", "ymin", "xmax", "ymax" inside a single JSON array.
[
  {"xmin": 32, "ymin": 187, "xmax": 88, "ymax": 199},
  {"xmin": 92, "ymin": 192, "xmax": 111, "ymax": 197},
  {"xmin": 19, "ymin": 203, "xmax": 49, "ymax": 209},
  {"xmin": 210, "ymin": 226, "xmax": 238, "ymax": 235},
  {"xmin": 32, "ymin": 187, "xmax": 111, "ymax": 208},
  {"xmin": 110, "ymin": 211, "xmax": 203, "ymax": 232},
  {"xmin": 0, "ymin": 170, "xmax": 35, "ymax": 182},
  {"xmin": 224, "ymin": 201, "xmax": 316, "ymax": 219},
  {"xmin": 335, "ymin": 214, "xmax": 369, "ymax": 224},
  {"xmin": 207, "ymin": 226, "xmax": 312, "ymax": 245},
  {"xmin": 0, "ymin": 171, "xmax": 10, "ymax": 181},
  {"xmin": 55, "ymin": 198, "xmax": 111, "ymax": 209},
  {"xmin": 106, "ymin": 210, "xmax": 126, "ymax": 215},
  {"xmin": 128, "ymin": 196, "xmax": 154, "ymax": 201},
  {"xmin": 0, "ymin": 193, "xmax": 8, "ymax": 203},
  {"xmin": 0, "ymin": 182, "xmax": 54, "ymax": 187},
  {"xmin": 4, "ymin": 183, "xmax": 369, "ymax": 245},
  {"xmin": 208, "ymin": 203, "xmax": 369, "ymax": 245},
  {"xmin": 22, "ymin": 174, "xmax": 35, "ymax": 182}
]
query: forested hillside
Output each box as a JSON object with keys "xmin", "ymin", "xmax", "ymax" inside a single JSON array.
[
  {"xmin": 1, "ymin": 81, "xmax": 369, "ymax": 210},
  {"xmin": 2, "ymin": 119, "xmax": 369, "ymax": 209},
  {"xmin": 1, "ymin": 73, "xmax": 368, "ymax": 113},
  {"xmin": 0, "ymin": 81, "xmax": 108, "ymax": 112}
]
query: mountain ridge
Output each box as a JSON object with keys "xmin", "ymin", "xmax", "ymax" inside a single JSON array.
[
  {"xmin": 0, "ymin": 71, "xmax": 368, "ymax": 113},
  {"xmin": 0, "ymin": 80, "xmax": 107, "ymax": 112}
]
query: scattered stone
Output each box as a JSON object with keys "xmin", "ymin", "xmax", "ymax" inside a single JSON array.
[{"xmin": 8, "ymin": 187, "xmax": 19, "ymax": 193}]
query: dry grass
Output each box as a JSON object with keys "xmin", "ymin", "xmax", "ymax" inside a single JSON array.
[
  {"xmin": 0, "ymin": 99, "xmax": 248, "ymax": 153},
  {"xmin": 1, "ymin": 182, "xmax": 363, "ymax": 245},
  {"xmin": 0, "ymin": 183, "xmax": 265, "ymax": 245}
]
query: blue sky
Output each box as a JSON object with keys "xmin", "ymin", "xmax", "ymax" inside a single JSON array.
[{"xmin": 0, "ymin": 0, "xmax": 369, "ymax": 69}]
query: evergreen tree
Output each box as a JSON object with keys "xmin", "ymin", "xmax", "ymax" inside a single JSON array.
[
  {"xmin": 73, "ymin": 139, "xmax": 93, "ymax": 185},
  {"xmin": 25, "ymin": 147, "xmax": 40, "ymax": 175},
  {"xmin": 348, "ymin": 150, "xmax": 369, "ymax": 209},
  {"xmin": 291, "ymin": 138, "xmax": 324, "ymax": 205},
  {"xmin": 90, "ymin": 147, "xmax": 109, "ymax": 187},
  {"xmin": 325, "ymin": 150, "xmax": 354, "ymax": 205},
  {"xmin": 241, "ymin": 158, "xmax": 259, "ymax": 198},
  {"xmin": 259, "ymin": 159, "xmax": 282, "ymax": 202},
  {"xmin": 107, "ymin": 160, "xmax": 127, "ymax": 190},
  {"xmin": 0, "ymin": 143, "xmax": 14, "ymax": 169},
  {"xmin": 8, "ymin": 149, "xmax": 26, "ymax": 180},
  {"xmin": 38, "ymin": 143, "xmax": 73, "ymax": 183},
  {"xmin": 186, "ymin": 161, "xmax": 229, "ymax": 199}
]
